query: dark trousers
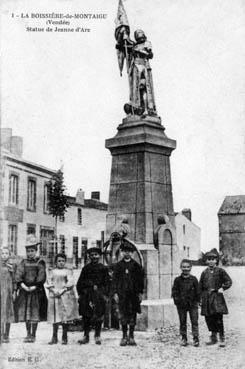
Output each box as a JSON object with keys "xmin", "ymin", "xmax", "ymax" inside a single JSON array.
[
  {"xmin": 177, "ymin": 306, "xmax": 199, "ymax": 338},
  {"xmin": 205, "ymin": 314, "xmax": 224, "ymax": 336},
  {"xmin": 83, "ymin": 317, "xmax": 102, "ymax": 337}
]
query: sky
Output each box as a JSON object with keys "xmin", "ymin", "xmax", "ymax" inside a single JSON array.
[{"xmin": 1, "ymin": 0, "xmax": 245, "ymax": 251}]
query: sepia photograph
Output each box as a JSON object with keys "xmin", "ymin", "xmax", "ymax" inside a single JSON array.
[{"xmin": 0, "ymin": 0, "xmax": 245, "ymax": 368}]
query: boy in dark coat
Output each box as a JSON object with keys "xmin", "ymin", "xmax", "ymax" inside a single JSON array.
[
  {"xmin": 76, "ymin": 246, "xmax": 110, "ymax": 345},
  {"xmin": 172, "ymin": 259, "xmax": 200, "ymax": 347},
  {"xmin": 199, "ymin": 249, "xmax": 232, "ymax": 347},
  {"xmin": 112, "ymin": 243, "xmax": 144, "ymax": 346},
  {"xmin": 15, "ymin": 235, "xmax": 47, "ymax": 343}
]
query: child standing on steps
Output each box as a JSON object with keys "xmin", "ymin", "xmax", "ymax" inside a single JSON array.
[
  {"xmin": 46, "ymin": 253, "xmax": 79, "ymax": 345},
  {"xmin": 172, "ymin": 259, "xmax": 200, "ymax": 347},
  {"xmin": 1, "ymin": 247, "xmax": 16, "ymax": 343}
]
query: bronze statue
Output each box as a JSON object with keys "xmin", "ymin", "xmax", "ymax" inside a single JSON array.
[{"xmin": 115, "ymin": 1, "xmax": 157, "ymax": 117}]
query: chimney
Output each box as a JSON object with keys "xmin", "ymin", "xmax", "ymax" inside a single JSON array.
[
  {"xmin": 1, "ymin": 128, "xmax": 12, "ymax": 151},
  {"xmin": 91, "ymin": 191, "xmax": 100, "ymax": 201},
  {"xmin": 76, "ymin": 188, "xmax": 85, "ymax": 205},
  {"xmin": 182, "ymin": 208, "xmax": 192, "ymax": 221},
  {"xmin": 10, "ymin": 136, "xmax": 23, "ymax": 157}
]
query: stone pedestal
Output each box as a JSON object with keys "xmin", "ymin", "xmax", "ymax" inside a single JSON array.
[{"xmin": 105, "ymin": 115, "xmax": 179, "ymax": 330}]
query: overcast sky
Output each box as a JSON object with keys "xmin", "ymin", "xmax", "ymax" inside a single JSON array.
[{"xmin": 1, "ymin": 0, "xmax": 245, "ymax": 251}]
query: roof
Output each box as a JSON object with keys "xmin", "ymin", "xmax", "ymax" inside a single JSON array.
[
  {"xmin": 218, "ymin": 196, "xmax": 245, "ymax": 215},
  {"xmin": 66, "ymin": 196, "xmax": 108, "ymax": 211}
]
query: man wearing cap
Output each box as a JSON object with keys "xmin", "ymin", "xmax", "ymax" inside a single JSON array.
[
  {"xmin": 15, "ymin": 235, "xmax": 47, "ymax": 343},
  {"xmin": 76, "ymin": 245, "xmax": 110, "ymax": 345},
  {"xmin": 112, "ymin": 242, "xmax": 144, "ymax": 346},
  {"xmin": 199, "ymin": 248, "xmax": 232, "ymax": 347}
]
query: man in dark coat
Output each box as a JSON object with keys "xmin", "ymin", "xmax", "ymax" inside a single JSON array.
[
  {"xmin": 112, "ymin": 243, "xmax": 144, "ymax": 346},
  {"xmin": 172, "ymin": 259, "xmax": 200, "ymax": 347},
  {"xmin": 15, "ymin": 235, "xmax": 47, "ymax": 343},
  {"xmin": 199, "ymin": 248, "xmax": 232, "ymax": 347},
  {"xmin": 76, "ymin": 246, "xmax": 110, "ymax": 345}
]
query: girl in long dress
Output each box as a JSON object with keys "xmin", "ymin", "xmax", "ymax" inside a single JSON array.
[
  {"xmin": 1, "ymin": 247, "xmax": 16, "ymax": 343},
  {"xmin": 46, "ymin": 253, "xmax": 79, "ymax": 345}
]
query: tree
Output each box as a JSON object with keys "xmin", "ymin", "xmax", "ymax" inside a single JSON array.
[{"xmin": 48, "ymin": 169, "xmax": 69, "ymax": 255}]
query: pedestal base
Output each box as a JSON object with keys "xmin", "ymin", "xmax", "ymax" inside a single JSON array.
[{"xmin": 136, "ymin": 299, "xmax": 178, "ymax": 331}]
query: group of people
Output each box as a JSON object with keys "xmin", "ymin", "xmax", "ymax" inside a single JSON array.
[
  {"xmin": 1, "ymin": 235, "xmax": 232, "ymax": 348},
  {"xmin": 0, "ymin": 235, "xmax": 144, "ymax": 346}
]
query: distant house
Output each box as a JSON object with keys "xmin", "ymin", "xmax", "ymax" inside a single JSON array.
[
  {"xmin": 175, "ymin": 208, "xmax": 201, "ymax": 261},
  {"xmin": 1, "ymin": 128, "xmax": 107, "ymax": 267},
  {"xmin": 218, "ymin": 195, "xmax": 245, "ymax": 264}
]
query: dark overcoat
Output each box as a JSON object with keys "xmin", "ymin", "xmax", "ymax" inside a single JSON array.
[
  {"xmin": 112, "ymin": 259, "xmax": 144, "ymax": 315},
  {"xmin": 76, "ymin": 262, "xmax": 110, "ymax": 321},
  {"xmin": 15, "ymin": 257, "xmax": 47, "ymax": 322},
  {"xmin": 199, "ymin": 266, "xmax": 232, "ymax": 316}
]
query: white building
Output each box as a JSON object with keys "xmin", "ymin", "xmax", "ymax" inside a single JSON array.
[
  {"xmin": 175, "ymin": 209, "xmax": 201, "ymax": 261},
  {"xmin": 1, "ymin": 128, "xmax": 107, "ymax": 267}
]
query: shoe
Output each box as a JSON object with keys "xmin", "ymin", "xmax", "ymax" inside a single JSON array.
[
  {"xmin": 180, "ymin": 337, "xmax": 188, "ymax": 346},
  {"xmin": 23, "ymin": 335, "xmax": 32, "ymax": 343},
  {"xmin": 2, "ymin": 337, "xmax": 9, "ymax": 343},
  {"xmin": 78, "ymin": 336, "xmax": 89, "ymax": 344},
  {"xmin": 29, "ymin": 336, "xmax": 36, "ymax": 343},
  {"xmin": 120, "ymin": 337, "xmax": 128, "ymax": 346},
  {"xmin": 48, "ymin": 337, "xmax": 58, "ymax": 345},
  {"xmin": 206, "ymin": 333, "xmax": 217, "ymax": 345},
  {"xmin": 219, "ymin": 335, "xmax": 226, "ymax": 347},
  {"xmin": 193, "ymin": 338, "xmax": 199, "ymax": 347},
  {"xmin": 62, "ymin": 338, "xmax": 68, "ymax": 345},
  {"xmin": 128, "ymin": 337, "xmax": 137, "ymax": 346},
  {"xmin": 95, "ymin": 336, "xmax": 101, "ymax": 345}
]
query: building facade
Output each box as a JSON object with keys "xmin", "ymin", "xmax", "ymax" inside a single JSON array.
[
  {"xmin": 218, "ymin": 195, "xmax": 245, "ymax": 264},
  {"xmin": 1, "ymin": 128, "xmax": 107, "ymax": 267},
  {"xmin": 175, "ymin": 209, "xmax": 201, "ymax": 261}
]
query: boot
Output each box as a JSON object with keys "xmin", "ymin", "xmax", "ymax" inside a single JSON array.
[
  {"xmin": 219, "ymin": 333, "xmax": 226, "ymax": 347},
  {"xmin": 180, "ymin": 335, "xmax": 188, "ymax": 347},
  {"xmin": 206, "ymin": 332, "xmax": 217, "ymax": 345},
  {"xmin": 120, "ymin": 325, "xmax": 128, "ymax": 346},
  {"xmin": 29, "ymin": 323, "xmax": 38, "ymax": 343},
  {"xmin": 128, "ymin": 326, "xmax": 137, "ymax": 346},
  {"xmin": 62, "ymin": 324, "xmax": 68, "ymax": 345},
  {"xmin": 48, "ymin": 324, "xmax": 58, "ymax": 344},
  {"xmin": 94, "ymin": 322, "xmax": 102, "ymax": 345},
  {"xmin": 2, "ymin": 323, "xmax": 10, "ymax": 343},
  {"xmin": 193, "ymin": 336, "xmax": 199, "ymax": 347},
  {"xmin": 24, "ymin": 322, "xmax": 32, "ymax": 343},
  {"xmin": 78, "ymin": 335, "xmax": 89, "ymax": 344}
]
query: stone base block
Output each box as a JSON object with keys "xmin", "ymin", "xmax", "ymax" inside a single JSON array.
[{"xmin": 136, "ymin": 299, "xmax": 177, "ymax": 331}]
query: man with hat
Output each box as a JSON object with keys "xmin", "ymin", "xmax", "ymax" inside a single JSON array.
[
  {"xmin": 15, "ymin": 235, "xmax": 47, "ymax": 342},
  {"xmin": 76, "ymin": 244, "xmax": 110, "ymax": 345},
  {"xmin": 112, "ymin": 242, "xmax": 144, "ymax": 346},
  {"xmin": 199, "ymin": 248, "xmax": 232, "ymax": 347}
]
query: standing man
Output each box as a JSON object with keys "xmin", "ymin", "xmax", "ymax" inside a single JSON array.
[
  {"xmin": 76, "ymin": 246, "xmax": 110, "ymax": 345},
  {"xmin": 112, "ymin": 243, "xmax": 144, "ymax": 346}
]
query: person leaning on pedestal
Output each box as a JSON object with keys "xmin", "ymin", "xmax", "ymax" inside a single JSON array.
[{"xmin": 15, "ymin": 235, "xmax": 47, "ymax": 343}]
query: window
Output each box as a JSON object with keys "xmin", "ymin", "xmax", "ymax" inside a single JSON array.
[
  {"xmin": 73, "ymin": 236, "xmax": 79, "ymax": 268},
  {"xmin": 82, "ymin": 238, "xmax": 88, "ymax": 263},
  {"xmin": 43, "ymin": 183, "xmax": 50, "ymax": 214},
  {"xmin": 187, "ymin": 247, "xmax": 190, "ymax": 258},
  {"xmin": 96, "ymin": 240, "xmax": 101, "ymax": 248},
  {"xmin": 59, "ymin": 214, "xmax": 65, "ymax": 222},
  {"xmin": 8, "ymin": 224, "xmax": 17, "ymax": 254},
  {"xmin": 77, "ymin": 208, "xmax": 82, "ymax": 225},
  {"xmin": 27, "ymin": 223, "xmax": 36, "ymax": 235},
  {"xmin": 9, "ymin": 174, "xmax": 19, "ymax": 205},
  {"xmin": 59, "ymin": 235, "xmax": 65, "ymax": 253},
  {"xmin": 27, "ymin": 178, "xmax": 36, "ymax": 211},
  {"xmin": 183, "ymin": 225, "xmax": 186, "ymax": 235}
]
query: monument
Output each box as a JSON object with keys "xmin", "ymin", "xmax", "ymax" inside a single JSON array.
[{"xmin": 105, "ymin": 0, "xmax": 180, "ymax": 330}]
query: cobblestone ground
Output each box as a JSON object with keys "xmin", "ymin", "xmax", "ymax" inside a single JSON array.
[
  {"xmin": 1, "ymin": 267, "xmax": 245, "ymax": 369},
  {"xmin": 1, "ymin": 300, "xmax": 244, "ymax": 369}
]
